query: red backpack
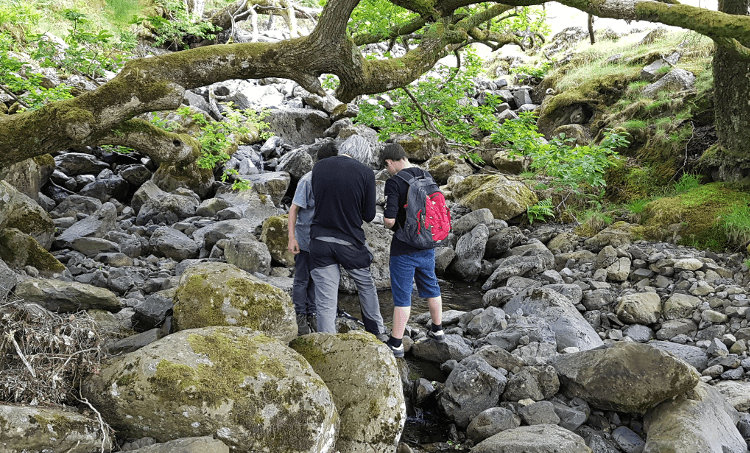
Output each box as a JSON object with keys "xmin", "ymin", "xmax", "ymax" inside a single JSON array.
[{"xmin": 394, "ymin": 170, "xmax": 452, "ymax": 249}]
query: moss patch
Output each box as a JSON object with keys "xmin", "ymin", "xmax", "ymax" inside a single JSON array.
[{"xmin": 634, "ymin": 182, "xmax": 750, "ymax": 250}]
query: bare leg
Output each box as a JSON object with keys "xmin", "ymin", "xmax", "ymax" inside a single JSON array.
[
  {"xmin": 391, "ymin": 306, "xmax": 411, "ymax": 340},
  {"xmin": 428, "ymin": 295, "xmax": 442, "ymax": 327}
]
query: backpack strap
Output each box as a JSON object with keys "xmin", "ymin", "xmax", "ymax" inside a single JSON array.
[{"xmin": 394, "ymin": 168, "xmax": 426, "ymax": 186}]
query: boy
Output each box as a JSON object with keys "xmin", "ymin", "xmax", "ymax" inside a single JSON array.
[{"xmin": 381, "ymin": 142, "xmax": 445, "ymax": 357}]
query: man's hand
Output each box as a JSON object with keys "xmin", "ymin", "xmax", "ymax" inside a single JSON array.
[
  {"xmin": 288, "ymin": 237, "xmax": 300, "ymax": 254},
  {"xmin": 384, "ymin": 217, "xmax": 396, "ymax": 229}
]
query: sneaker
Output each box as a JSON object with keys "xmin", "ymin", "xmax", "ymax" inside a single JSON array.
[
  {"xmin": 387, "ymin": 342, "xmax": 404, "ymax": 358},
  {"xmin": 307, "ymin": 314, "xmax": 318, "ymax": 333},
  {"xmin": 296, "ymin": 314, "xmax": 310, "ymax": 336},
  {"xmin": 427, "ymin": 328, "xmax": 446, "ymax": 343}
]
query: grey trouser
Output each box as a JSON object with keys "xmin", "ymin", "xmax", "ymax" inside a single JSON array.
[{"xmin": 311, "ymin": 265, "xmax": 385, "ymax": 335}]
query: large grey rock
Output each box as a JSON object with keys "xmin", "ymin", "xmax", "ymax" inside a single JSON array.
[
  {"xmin": 81, "ymin": 326, "xmax": 338, "ymax": 452},
  {"xmin": 0, "ymin": 180, "xmax": 55, "ymax": 249},
  {"xmin": 391, "ymin": 130, "xmax": 446, "ymax": 162},
  {"xmin": 50, "ymin": 194, "xmax": 103, "ymax": 219},
  {"xmin": 466, "ymin": 407, "xmax": 522, "ymax": 443},
  {"xmin": 642, "ymin": 68, "xmax": 695, "ymax": 98},
  {"xmin": 423, "ymin": 153, "xmax": 474, "ymax": 185},
  {"xmin": 125, "ymin": 436, "xmax": 229, "ymax": 453},
  {"xmin": 173, "ymin": 262, "xmax": 296, "ymax": 343},
  {"xmin": 290, "ymin": 331, "xmax": 405, "ymax": 453},
  {"xmin": 54, "ymin": 152, "xmax": 109, "ymax": 176},
  {"xmin": 616, "ymin": 292, "xmax": 661, "ymax": 325},
  {"xmin": 131, "ymin": 180, "xmax": 165, "ymax": 214},
  {"xmin": 647, "ymin": 340, "xmax": 708, "ymax": 372},
  {"xmin": 504, "ymin": 288, "xmax": 602, "ymax": 351},
  {"xmin": 55, "ymin": 201, "xmax": 117, "ymax": 248},
  {"xmin": 644, "ymin": 382, "xmax": 745, "ymax": 453},
  {"xmin": 452, "ymin": 209, "xmax": 495, "ymax": 235},
  {"xmin": 662, "ymin": 292, "xmax": 701, "ymax": 320},
  {"xmin": 410, "ymin": 334, "xmax": 473, "ymax": 364},
  {"xmin": 136, "ymin": 192, "xmax": 199, "ymax": 226},
  {"xmin": 224, "ymin": 234, "xmax": 272, "ymax": 275},
  {"xmin": 553, "ymin": 342, "xmax": 700, "ymax": 413},
  {"xmin": 471, "ymin": 424, "xmax": 592, "ymax": 453},
  {"xmin": 712, "ymin": 381, "xmax": 750, "ymax": 412},
  {"xmin": 0, "ymin": 403, "xmax": 114, "ymax": 452},
  {"xmin": 451, "ymin": 223, "xmax": 490, "ymax": 281},
  {"xmin": 13, "ymin": 278, "xmax": 121, "ymax": 313},
  {"xmin": 277, "ymin": 149, "xmax": 314, "ymax": 180},
  {"xmin": 0, "ymin": 154, "xmax": 54, "ymax": 201},
  {"xmin": 484, "ymin": 226, "xmax": 525, "ymax": 259},
  {"xmin": 150, "ymin": 226, "xmax": 199, "ymax": 261},
  {"xmin": 476, "ymin": 314, "xmax": 557, "ymax": 351},
  {"xmin": 214, "ymin": 185, "xmax": 283, "ymax": 227},
  {"xmin": 267, "ymin": 107, "xmax": 332, "ymax": 146},
  {"xmin": 440, "ymin": 355, "xmax": 507, "ymax": 428},
  {"xmin": 482, "ymin": 247, "xmax": 554, "ymax": 291},
  {"xmin": 245, "ymin": 171, "xmax": 291, "ymax": 206},
  {"xmin": 583, "ymin": 222, "xmax": 635, "ymax": 251}
]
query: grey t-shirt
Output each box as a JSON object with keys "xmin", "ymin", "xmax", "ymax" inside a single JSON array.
[{"xmin": 292, "ymin": 172, "xmax": 314, "ymax": 251}]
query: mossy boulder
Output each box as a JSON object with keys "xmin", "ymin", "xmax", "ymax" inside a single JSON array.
[
  {"xmin": 552, "ymin": 342, "xmax": 700, "ymax": 414},
  {"xmin": 0, "ymin": 228, "xmax": 66, "ymax": 275},
  {"xmin": 634, "ymin": 183, "xmax": 750, "ymax": 251},
  {"xmin": 260, "ymin": 215, "xmax": 295, "ymax": 267},
  {"xmin": 173, "ymin": 262, "xmax": 296, "ymax": 343},
  {"xmin": 391, "ymin": 130, "xmax": 446, "ymax": 162},
  {"xmin": 0, "ymin": 180, "xmax": 55, "ymax": 250},
  {"xmin": 81, "ymin": 326, "xmax": 339, "ymax": 453},
  {"xmin": 152, "ymin": 160, "xmax": 214, "ymax": 200},
  {"xmin": 452, "ymin": 175, "xmax": 537, "ymax": 221},
  {"xmin": 290, "ymin": 331, "xmax": 405, "ymax": 453},
  {"xmin": 0, "ymin": 403, "xmax": 114, "ymax": 452},
  {"xmin": 423, "ymin": 153, "xmax": 474, "ymax": 185}
]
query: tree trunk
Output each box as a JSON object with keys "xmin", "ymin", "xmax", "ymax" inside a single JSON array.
[{"xmin": 713, "ymin": 0, "xmax": 750, "ymax": 179}]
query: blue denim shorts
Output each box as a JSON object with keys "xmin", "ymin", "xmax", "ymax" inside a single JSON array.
[{"xmin": 390, "ymin": 249, "xmax": 441, "ymax": 307}]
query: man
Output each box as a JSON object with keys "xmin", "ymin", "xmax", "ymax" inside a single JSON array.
[
  {"xmin": 309, "ymin": 142, "xmax": 387, "ymax": 338},
  {"xmin": 381, "ymin": 142, "xmax": 445, "ymax": 358},
  {"xmin": 287, "ymin": 142, "xmax": 338, "ymax": 335}
]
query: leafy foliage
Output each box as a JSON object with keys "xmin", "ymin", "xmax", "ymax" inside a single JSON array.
[
  {"xmin": 348, "ymin": 0, "xmax": 416, "ymax": 39},
  {"xmin": 0, "ymin": 52, "xmax": 73, "ymax": 110},
  {"xmin": 151, "ymin": 104, "xmax": 273, "ymax": 190},
  {"xmin": 356, "ymin": 50, "xmax": 498, "ymax": 146},
  {"xmin": 136, "ymin": 0, "xmax": 220, "ymax": 50},
  {"xmin": 527, "ymin": 198, "xmax": 554, "ymax": 224}
]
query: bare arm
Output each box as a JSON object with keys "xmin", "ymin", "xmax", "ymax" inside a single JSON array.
[{"xmin": 287, "ymin": 204, "xmax": 301, "ymax": 254}]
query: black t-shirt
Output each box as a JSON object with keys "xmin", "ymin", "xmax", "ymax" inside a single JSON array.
[
  {"xmin": 310, "ymin": 155, "xmax": 376, "ymax": 248},
  {"xmin": 384, "ymin": 166, "xmax": 433, "ymax": 256}
]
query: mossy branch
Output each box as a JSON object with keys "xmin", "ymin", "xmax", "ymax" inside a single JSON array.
[{"xmin": 97, "ymin": 119, "xmax": 202, "ymax": 166}]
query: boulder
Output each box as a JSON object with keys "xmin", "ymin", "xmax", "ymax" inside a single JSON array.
[
  {"xmin": 644, "ymin": 382, "xmax": 745, "ymax": 453},
  {"xmin": 615, "ymin": 292, "xmax": 661, "ymax": 325},
  {"xmin": 123, "ymin": 436, "xmax": 229, "ymax": 453},
  {"xmin": 54, "ymin": 201, "xmax": 117, "ymax": 248},
  {"xmin": 277, "ymin": 149, "xmax": 314, "ymax": 181},
  {"xmin": 0, "ymin": 228, "xmax": 66, "ymax": 275},
  {"xmin": 423, "ymin": 153, "xmax": 474, "ymax": 185},
  {"xmin": 245, "ymin": 171, "xmax": 291, "ymax": 206},
  {"xmin": 504, "ymin": 287, "xmax": 601, "ymax": 352},
  {"xmin": 54, "ymin": 152, "xmax": 109, "ymax": 176},
  {"xmin": 0, "ymin": 154, "xmax": 55, "ymax": 201},
  {"xmin": 0, "ymin": 403, "xmax": 113, "ymax": 452},
  {"xmin": 471, "ymin": 424, "xmax": 592, "ymax": 453},
  {"xmin": 224, "ymin": 234, "xmax": 272, "ymax": 275},
  {"xmin": 151, "ymin": 161, "xmax": 214, "ymax": 199},
  {"xmin": 13, "ymin": 278, "xmax": 122, "ymax": 313},
  {"xmin": 173, "ymin": 262, "xmax": 296, "ymax": 343},
  {"xmin": 712, "ymin": 381, "xmax": 750, "ymax": 412},
  {"xmin": 136, "ymin": 192, "xmax": 199, "ymax": 226},
  {"xmin": 260, "ymin": 215, "xmax": 295, "ymax": 267},
  {"xmin": 647, "ymin": 340, "xmax": 708, "ymax": 372},
  {"xmin": 482, "ymin": 246, "xmax": 554, "ymax": 290},
  {"xmin": 452, "ymin": 174, "xmax": 537, "ymax": 221},
  {"xmin": 662, "ymin": 292, "xmax": 701, "ymax": 320},
  {"xmin": 290, "ymin": 332, "xmax": 405, "ymax": 453},
  {"xmin": 81, "ymin": 326, "xmax": 338, "ymax": 452},
  {"xmin": 452, "ymin": 208, "xmax": 495, "ymax": 235},
  {"xmin": 583, "ymin": 221, "xmax": 635, "ymax": 251},
  {"xmin": 410, "ymin": 334, "xmax": 474, "ymax": 364},
  {"xmin": 450, "ymin": 223, "xmax": 490, "ymax": 281},
  {"xmin": 642, "ymin": 68, "xmax": 695, "ymax": 98},
  {"xmin": 0, "ymin": 180, "xmax": 55, "ymax": 249},
  {"xmin": 49, "ymin": 194, "xmax": 103, "ymax": 219},
  {"xmin": 266, "ymin": 107, "xmax": 332, "ymax": 146},
  {"xmin": 391, "ymin": 130, "xmax": 446, "ymax": 162},
  {"xmin": 553, "ymin": 342, "xmax": 700, "ymax": 413},
  {"xmin": 0, "ymin": 259, "xmax": 17, "ymax": 300},
  {"xmin": 214, "ymin": 185, "xmax": 283, "ymax": 227},
  {"xmin": 466, "ymin": 407, "xmax": 522, "ymax": 443},
  {"xmin": 440, "ymin": 355, "xmax": 507, "ymax": 428},
  {"xmin": 149, "ymin": 226, "xmax": 199, "ymax": 261}
]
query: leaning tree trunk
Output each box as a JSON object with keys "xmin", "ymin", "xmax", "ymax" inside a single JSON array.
[{"xmin": 712, "ymin": 0, "xmax": 750, "ymax": 179}]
